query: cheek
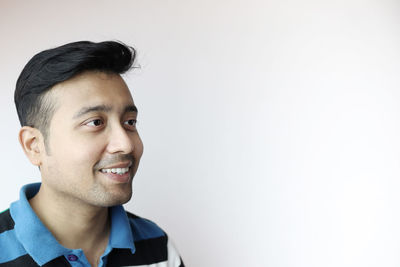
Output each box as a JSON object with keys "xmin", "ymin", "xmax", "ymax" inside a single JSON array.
[{"xmin": 51, "ymin": 135, "xmax": 105, "ymax": 170}]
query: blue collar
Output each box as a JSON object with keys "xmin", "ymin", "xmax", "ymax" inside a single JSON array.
[{"xmin": 9, "ymin": 183, "xmax": 136, "ymax": 266}]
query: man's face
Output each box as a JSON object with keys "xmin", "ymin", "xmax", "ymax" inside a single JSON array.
[{"xmin": 39, "ymin": 71, "xmax": 143, "ymax": 207}]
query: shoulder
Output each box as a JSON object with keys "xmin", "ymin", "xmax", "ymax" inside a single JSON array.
[
  {"xmin": 0, "ymin": 209, "xmax": 30, "ymax": 265},
  {"xmin": 125, "ymin": 211, "xmax": 166, "ymax": 241},
  {"xmin": 124, "ymin": 211, "xmax": 185, "ymax": 267}
]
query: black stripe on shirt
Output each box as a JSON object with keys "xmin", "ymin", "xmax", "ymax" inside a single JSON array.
[
  {"xmin": 0, "ymin": 209, "xmax": 15, "ymax": 234},
  {"xmin": 106, "ymin": 235, "xmax": 168, "ymax": 266},
  {"xmin": 0, "ymin": 254, "xmax": 38, "ymax": 267},
  {"xmin": 0, "ymin": 255, "xmax": 71, "ymax": 267}
]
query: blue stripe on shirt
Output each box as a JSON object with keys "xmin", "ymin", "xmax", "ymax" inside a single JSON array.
[{"xmin": 0, "ymin": 229, "xmax": 26, "ymax": 263}]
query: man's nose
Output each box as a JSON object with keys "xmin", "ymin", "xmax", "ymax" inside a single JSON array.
[{"xmin": 106, "ymin": 123, "xmax": 134, "ymax": 154}]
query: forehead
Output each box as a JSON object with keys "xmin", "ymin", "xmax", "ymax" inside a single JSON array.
[{"xmin": 50, "ymin": 71, "xmax": 134, "ymax": 116}]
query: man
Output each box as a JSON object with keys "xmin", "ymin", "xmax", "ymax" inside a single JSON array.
[{"xmin": 0, "ymin": 41, "xmax": 184, "ymax": 267}]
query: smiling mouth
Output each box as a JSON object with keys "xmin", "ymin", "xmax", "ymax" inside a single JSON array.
[
  {"xmin": 100, "ymin": 167, "xmax": 130, "ymax": 175},
  {"xmin": 98, "ymin": 164, "xmax": 133, "ymax": 183},
  {"xmin": 99, "ymin": 162, "xmax": 132, "ymax": 175}
]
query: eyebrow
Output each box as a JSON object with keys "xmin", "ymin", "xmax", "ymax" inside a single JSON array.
[{"xmin": 73, "ymin": 104, "xmax": 138, "ymax": 119}]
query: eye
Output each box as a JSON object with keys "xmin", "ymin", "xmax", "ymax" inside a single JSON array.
[
  {"xmin": 124, "ymin": 119, "xmax": 137, "ymax": 127},
  {"xmin": 86, "ymin": 119, "xmax": 104, "ymax": 127}
]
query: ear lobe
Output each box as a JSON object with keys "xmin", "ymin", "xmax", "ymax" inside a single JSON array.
[{"xmin": 18, "ymin": 126, "xmax": 44, "ymax": 166}]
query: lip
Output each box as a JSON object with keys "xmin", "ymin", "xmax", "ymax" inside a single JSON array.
[
  {"xmin": 99, "ymin": 170, "xmax": 131, "ymax": 183},
  {"xmin": 99, "ymin": 167, "xmax": 132, "ymax": 184},
  {"xmin": 100, "ymin": 161, "xmax": 132, "ymax": 170}
]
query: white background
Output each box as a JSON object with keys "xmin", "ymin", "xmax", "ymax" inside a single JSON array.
[{"xmin": 1, "ymin": 1, "xmax": 400, "ymax": 266}]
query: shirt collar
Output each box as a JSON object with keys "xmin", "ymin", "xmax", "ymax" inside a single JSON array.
[
  {"xmin": 109, "ymin": 204, "xmax": 136, "ymax": 253},
  {"xmin": 10, "ymin": 183, "xmax": 136, "ymax": 266}
]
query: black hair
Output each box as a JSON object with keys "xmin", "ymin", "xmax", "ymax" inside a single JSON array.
[{"xmin": 14, "ymin": 40, "xmax": 136, "ymax": 142}]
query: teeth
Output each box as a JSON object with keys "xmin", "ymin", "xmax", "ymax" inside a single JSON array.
[{"xmin": 100, "ymin": 167, "xmax": 130, "ymax": 175}]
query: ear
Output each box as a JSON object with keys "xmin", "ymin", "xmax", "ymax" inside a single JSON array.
[{"xmin": 18, "ymin": 126, "xmax": 45, "ymax": 166}]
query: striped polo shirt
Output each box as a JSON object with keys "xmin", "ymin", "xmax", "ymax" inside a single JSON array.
[{"xmin": 0, "ymin": 183, "xmax": 184, "ymax": 267}]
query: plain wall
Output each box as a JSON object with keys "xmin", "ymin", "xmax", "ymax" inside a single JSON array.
[{"xmin": 1, "ymin": 1, "xmax": 400, "ymax": 266}]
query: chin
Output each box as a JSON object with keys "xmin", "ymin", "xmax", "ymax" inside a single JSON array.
[
  {"xmin": 111, "ymin": 194, "xmax": 132, "ymax": 206},
  {"xmin": 88, "ymin": 188, "xmax": 133, "ymax": 207},
  {"xmin": 106, "ymin": 191, "xmax": 133, "ymax": 207}
]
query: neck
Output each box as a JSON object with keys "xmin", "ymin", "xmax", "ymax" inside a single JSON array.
[{"xmin": 29, "ymin": 184, "xmax": 111, "ymax": 264}]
